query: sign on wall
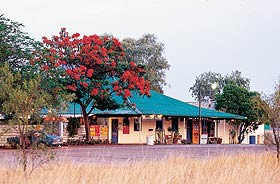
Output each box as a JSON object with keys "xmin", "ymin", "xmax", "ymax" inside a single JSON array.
[{"xmin": 90, "ymin": 125, "xmax": 108, "ymax": 138}]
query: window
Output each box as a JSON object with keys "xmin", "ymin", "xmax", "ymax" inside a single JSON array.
[
  {"xmin": 123, "ymin": 117, "xmax": 130, "ymax": 134},
  {"xmin": 134, "ymin": 118, "xmax": 141, "ymax": 131},
  {"xmin": 156, "ymin": 120, "xmax": 163, "ymax": 130}
]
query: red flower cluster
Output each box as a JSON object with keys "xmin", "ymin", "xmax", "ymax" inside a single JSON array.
[
  {"xmin": 91, "ymin": 88, "xmax": 98, "ymax": 96},
  {"xmin": 124, "ymin": 89, "xmax": 131, "ymax": 98},
  {"xmin": 80, "ymin": 82, "xmax": 88, "ymax": 88},
  {"xmin": 38, "ymin": 28, "xmax": 150, "ymax": 101},
  {"xmin": 67, "ymin": 84, "xmax": 77, "ymax": 91}
]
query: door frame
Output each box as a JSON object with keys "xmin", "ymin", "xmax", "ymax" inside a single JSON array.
[{"xmin": 111, "ymin": 119, "xmax": 118, "ymax": 144}]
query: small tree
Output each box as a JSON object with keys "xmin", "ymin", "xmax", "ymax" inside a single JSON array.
[
  {"xmin": 0, "ymin": 63, "xmax": 51, "ymax": 171},
  {"xmin": 216, "ymin": 84, "xmax": 266, "ymax": 143},
  {"xmin": 265, "ymin": 82, "xmax": 280, "ymax": 161},
  {"xmin": 35, "ymin": 29, "xmax": 150, "ymax": 141}
]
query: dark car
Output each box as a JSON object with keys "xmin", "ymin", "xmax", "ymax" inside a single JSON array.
[{"xmin": 7, "ymin": 130, "xmax": 63, "ymax": 148}]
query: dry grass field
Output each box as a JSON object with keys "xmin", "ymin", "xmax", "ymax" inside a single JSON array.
[{"xmin": 0, "ymin": 153, "xmax": 279, "ymax": 184}]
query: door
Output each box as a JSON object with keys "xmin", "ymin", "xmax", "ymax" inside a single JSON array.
[
  {"xmin": 156, "ymin": 120, "xmax": 163, "ymax": 130},
  {"xmin": 249, "ymin": 136, "xmax": 256, "ymax": 144},
  {"xmin": 192, "ymin": 120, "xmax": 200, "ymax": 144},
  {"xmin": 171, "ymin": 118, "xmax": 178, "ymax": 132},
  {"xmin": 111, "ymin": 119, "xmax": 118, "ymax": 144},
  {"xmin": 186, "ymin": 119, "xmax": 193, "ymax": 142}
]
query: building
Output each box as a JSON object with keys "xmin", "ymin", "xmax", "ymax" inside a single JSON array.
[
  {"xmin": 51, "ymin": 91, "xmax": 245, "ymax": 144},
  {"xmin": 188, "ymin": 101, "xmax": 265, "ymax": 144}
]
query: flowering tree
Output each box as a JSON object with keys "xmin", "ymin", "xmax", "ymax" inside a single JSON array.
[{"xmin": 34, "ymin": 28, "xmax": 150, "ymax": 141}]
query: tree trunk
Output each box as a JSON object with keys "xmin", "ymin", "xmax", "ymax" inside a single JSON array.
[
  {"xmin": 20, "ymin": 134, "xmax": 27, "ymax": 171},
  {"xmin": 81, "ymin": 106, "xmax": 90, "ymax": 141},
  {"xmin": 277, "ymin": 145, "xmax": 280, "ymax": 162},
  {"xmin": 272, "ymin": 123, "xmax": 280, "ymax": 162},
  {"xmin": 238, "ymin": 123, "xmax": 245, "ymax": 144}
]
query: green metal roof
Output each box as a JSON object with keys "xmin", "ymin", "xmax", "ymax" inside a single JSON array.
[
  {"xmin": 122, "ymin": 90, "xmax": 246, "ymax": 120},
  {"xmin": 50, "ymin": 90, "xmax": 246, "ymax": 120}
]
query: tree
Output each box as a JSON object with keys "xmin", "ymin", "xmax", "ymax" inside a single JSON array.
[
  {"xmin": 122, "ymin": 34, "xmax": 170, "ymax": 93},
  {"xmin": 0, "ymin": 15, "xmax": 56, "ymax": 113},
  {"xmin": 215, "ymin": 84, "xmax": 266, "ymax": 143},
  {"xmin": 190, "ymin": 70, "xmax": 250, "ymax": 101},
  {"xmin": 35, "ymin": 28, "xmax": 151, "ymax": 141},
  {"xmin": 0, "ymin": 63, "xmax": 51, "ymax": 171},
  {"xmin": 264, "ymin": 81, "xmax": 280, "ymax": 161},
  {"xmin": 224, "ymin": 70, "xmax": 250, "ymax": 90},
  {"xmin": 190, "ymin": 71, "xmax": 223, "ymax": 101},
  {"xmin": 0, "ymin": 15, "xmax": 41, "ymax": 71}
]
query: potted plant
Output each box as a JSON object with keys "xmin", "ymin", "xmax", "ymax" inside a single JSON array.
[
  {"xmin": 173, "ymin": 130, "xmax": 180, "ymax": 144},
  {"xmin": 181, "ymin": 139, "xmax": 191, "ymax": 144}
]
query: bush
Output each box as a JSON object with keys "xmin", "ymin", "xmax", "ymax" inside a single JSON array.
[
  {"xmin": 67, "ymin": 118, "xmax": 80, "ymax": 137},
  {"xmin": 181, "ymin": 139, "xmax": 191, "ymax": 144}
]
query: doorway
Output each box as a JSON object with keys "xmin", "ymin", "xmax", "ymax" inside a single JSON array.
[
  {"xmin": 186, "ymin": 119, "xmax": 193, "ymax": 142},
  {"xmin": 171, "ymin": 118, "xmax": 178, "ymax": 132},
  {"xmin": 111, "ymin": 119, "xmax": 118, "ymax": 144},
  {"xmin": 156, "ymin": 120, "xmax": 163, "ymax": 130}
]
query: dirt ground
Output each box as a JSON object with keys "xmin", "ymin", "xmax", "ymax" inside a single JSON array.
[{"xmin": 0, "ymin": 144, "xmax": 270, "ymax": 165}]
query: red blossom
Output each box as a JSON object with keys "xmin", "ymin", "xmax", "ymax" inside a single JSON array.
[
  {"xmin": 42, "ymin": 65, "xmax": 49, "ymax": 71},
  {"xmin": 91, "ymin": 88, "xmax": 98, "ymax": 96},
  {"xmin": 96, "ymin": 59, "xmax": 102, "ymax": 64},
  {"xmin": 70, "ymin": 55, "xmax": 75, "ymax": 60},
  {"xmin": 93, "ymin": 45, "xmax": 99, "ymax": 50},
  {"xmin": 72, "ymin": 33, "xmax": 80, "ymax": 38},
  {"xmin": 80, "ymin": 65, "xmax": 87, "ymax": 71},
  {"xmin": 66, "ymin": 68, "xmax": 72, "ymax": 75},
  {"xmin": 67, "ymin": 84, "xmax": 77, "ymax": 91},
  {"xmin": 124, "ymin": 89, "xmax": 131, "ymax": 98},
  {"xmin": 128, "ymin": 84, "xmax": 135, "ymax": 89},
  {"xmin": 121, "ymin": 71, "xmax": 131, "ymax": 80},
  {"xmin": 130, "ymin": 62, "xmax": 136, "ymax": 68},
  {"xmin": 54, "ymin": 62, "xmax": 60, "ymax": 67},
  {"xmin": 87, "ymin": 69, "xmax": 94, "ymax": 77},
  {"xmin": 113, "ymin": 85, "xmax": 119, "ymax": 92},
  {"xmin": 80, "ymin": 82, "xmax": 88, "ymax": 88},
  {"xmin": 72, "ymin": 73, "xmax": 80, "ymax": 81},
  {"xmin": 111, "ymin": 61, "xmax": 116, "ymax": 68}
]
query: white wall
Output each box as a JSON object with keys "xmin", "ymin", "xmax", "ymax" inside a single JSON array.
[
  {"xmin": 242, "ymin": 124, "xmax": 265, "ymax": 144},
  {"xmin": 216, "ymin": 120, "xmax": 265, "ymax": 144},
  {"xmin": 107, "ymin": 117, "xmax": 186, "ymax": 144}
]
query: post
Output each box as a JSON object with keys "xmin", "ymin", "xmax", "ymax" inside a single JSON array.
[
  {"xmin": 138, "ymin": 117, "xmax": 142, "ymax": 144},
  {"xmin": 198, "ymin": 91, "xmax": 202, "ymax": 143}
]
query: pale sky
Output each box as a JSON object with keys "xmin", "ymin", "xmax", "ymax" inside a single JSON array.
[{"xmin": 1, "ymin": 0, "xmax": 280, "ymax": 101}]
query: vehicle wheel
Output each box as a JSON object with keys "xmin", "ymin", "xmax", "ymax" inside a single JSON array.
[{"xmin": 37, "ymin": 142, "xmax": 47, "ymax": 149}]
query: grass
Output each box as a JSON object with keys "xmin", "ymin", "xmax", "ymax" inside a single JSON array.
[{"xmin": 0, "ymin": 153, "xmax": 279, "ymax": 184}]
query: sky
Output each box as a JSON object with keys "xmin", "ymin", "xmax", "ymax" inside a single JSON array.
[{"xmin": 1, "ymin": 0, "xmax": 280, "ymax": 102}]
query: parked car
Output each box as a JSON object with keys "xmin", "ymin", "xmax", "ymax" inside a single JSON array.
[{"xmin": 6, "ymin": 130, "xmax": 63, "ymax": 148}]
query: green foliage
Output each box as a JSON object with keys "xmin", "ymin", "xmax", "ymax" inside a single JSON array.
[
  {"xmin": 66, "ymin": 118, "xmax": 80, "ymax": 137},
  {"xmin": 224, "ymin": 70, "xmax": 250, "ymax": 90},
  {"xmin": 122, "ymin": 34, "xmax": 170, "ymax": 93},
  {"xmin": 190, "ymin": 70, "xmax": 250, "ymax": 101},
  {"xmin": 0, "ymin": 14, "xmax": 42, "ymax": 72},
  {"xmin": 190, "ymin": 71, "xmax": 223, "ymax": 101},
  {"xmin": 0, "ymin": 63, "xmax": 52, "ymax": 171},
  {"xmin": 0, "ymin": 15, "xmax": 69, "ymax": 112},
  {"xmin": 215, "ymin": 84, "xmax": 266, "ymax": 143},
  {"xmin": 0, "ymin": 63, "xmax": 51, "ymax": 120}
]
